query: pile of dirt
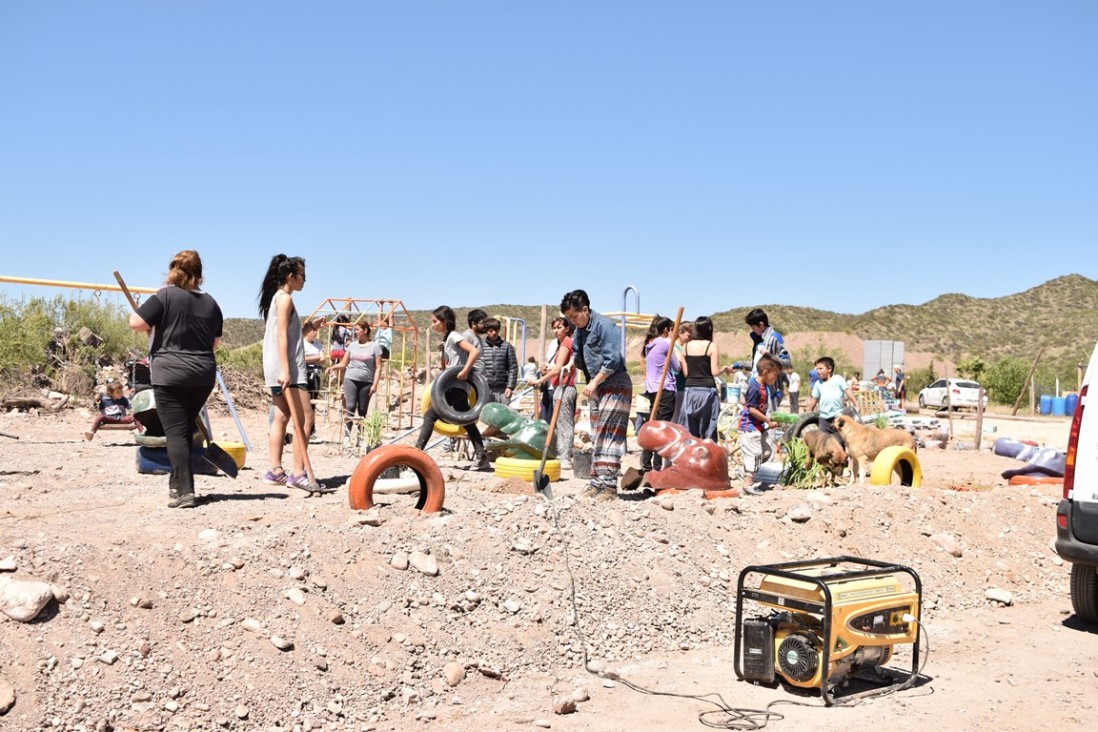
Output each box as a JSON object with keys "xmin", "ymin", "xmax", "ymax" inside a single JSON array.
[{"xmin": 0, "ymin": 406, "xmax": 1092, "ymax": 732}]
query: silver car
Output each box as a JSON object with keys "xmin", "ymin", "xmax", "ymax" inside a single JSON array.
[{"xmin": 917, "ymin": 378, "xmax": 987, "ymax": 410}]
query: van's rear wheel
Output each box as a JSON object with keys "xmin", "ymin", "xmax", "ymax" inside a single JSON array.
[{"xmin": 1070, "ymin": 563, "xmax": 1098, "ymax": 623}]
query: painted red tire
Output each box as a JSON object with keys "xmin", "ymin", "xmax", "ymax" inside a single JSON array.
[
  {"xmin": 347, "ymin": 444, "xmax": 445, "ymax": 513},
  {"xmin": 1007, "ymin": 474, "xmax": 1064, "ymax": 486}
]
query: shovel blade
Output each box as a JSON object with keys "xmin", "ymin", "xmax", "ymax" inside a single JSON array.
[
  {"xmin": 532, "ymin": 470, "xmax": 553, "ymax": 499},
  {"xmin": 202, "ymin": 442, "xmax": 239, "ymax": 478}
]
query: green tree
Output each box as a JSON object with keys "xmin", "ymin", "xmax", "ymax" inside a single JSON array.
[
  {"xmin": 956, "ymin": 356, "xmax": 986, "ymax": 382},
  {"xmin": 983, "ymin": 356, "xmax": 1029, "ymax": 405},
  {"xmin": 906, "ymin": 362, "xmax": 937, "ymax": 394}
]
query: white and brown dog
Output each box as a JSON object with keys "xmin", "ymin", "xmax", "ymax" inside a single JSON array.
[{"xmin": 833, "ymin": 414, "xmax": 917, "ymax": 484}]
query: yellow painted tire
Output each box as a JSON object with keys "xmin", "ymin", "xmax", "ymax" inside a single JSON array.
[
  {"xmin": 209, "ymin": 441, "xmax": 247, "ymax": 470},
  {"xmin": 494, "ymin": 456, "xmax": 561, "ymax": 483},
  {"xmin": 421, "ymin": 384, "xmax": 470, "ymax": 438},
  {"xmin": 870, "ymin": 445, "xmax": 921, "ymax": 487}
]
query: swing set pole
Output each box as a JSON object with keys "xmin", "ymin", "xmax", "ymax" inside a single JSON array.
[{"xmin": 0, "ymin": 275, "xmax": 159, "ymax": 296}]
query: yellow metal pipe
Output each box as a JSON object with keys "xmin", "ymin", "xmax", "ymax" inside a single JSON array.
[{"xmin": 0, "ymin": 275, "xmax": 158, "ymax": 295}]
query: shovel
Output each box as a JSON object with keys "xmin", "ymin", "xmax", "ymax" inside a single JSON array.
[
  {"xmin": 113, "ymin": 270, "xmax": 238, "ymax": 478},
  {"xmin": 532, "ymin": 369, "xmax": 567, "ymax": 500}
]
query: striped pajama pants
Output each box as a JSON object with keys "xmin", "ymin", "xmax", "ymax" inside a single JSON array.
[{"xmin": 588, "ymin": 371, "xmax": 633, "ymax": 490}]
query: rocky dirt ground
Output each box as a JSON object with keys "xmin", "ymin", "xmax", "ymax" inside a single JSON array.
[{"xmin": 1, "ymin": 400, "xmax": 1095, "ymax": 732}]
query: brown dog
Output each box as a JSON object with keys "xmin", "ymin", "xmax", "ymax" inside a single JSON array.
[
  {"xmin": 802, "ymin": 429, "xmax": 847, "ymax": 484},
  {"xmin": 833, "ymin": 414, "xmax": 917, "ymax": 484}
]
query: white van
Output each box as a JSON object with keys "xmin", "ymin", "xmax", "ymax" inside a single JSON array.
[{"xmin": 1055, "ymin": 340, "xmax": 1098, "ymax": 622}]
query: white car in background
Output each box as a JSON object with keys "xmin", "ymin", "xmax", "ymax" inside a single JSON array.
[{"xmin": 917, "ymin": 378, "xmax": 988, "ymax": 410}]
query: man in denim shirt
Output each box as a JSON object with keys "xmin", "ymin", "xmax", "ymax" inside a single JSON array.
[{"xmin": 561, "ymin": 289, "xmax": 632, "ymax": 501}]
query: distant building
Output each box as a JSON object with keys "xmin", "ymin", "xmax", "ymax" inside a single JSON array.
[{"xmin": 864, "ymin": 340, "xmax": 905, "ymax": 376}]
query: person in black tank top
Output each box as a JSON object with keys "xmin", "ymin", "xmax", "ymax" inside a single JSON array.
[{"xmin": 676, "ymin": 316, "xmax": 722, "ymax": 440}]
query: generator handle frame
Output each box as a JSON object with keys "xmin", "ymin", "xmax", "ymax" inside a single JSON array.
[{"xmin": 733, "ymin": 555, "xmax": 922, "ymax": 706}]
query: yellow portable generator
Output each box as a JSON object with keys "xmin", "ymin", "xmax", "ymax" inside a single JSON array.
[{"xmin": 734, "ymin": 556, "xmax": 922, "ymax": 705}]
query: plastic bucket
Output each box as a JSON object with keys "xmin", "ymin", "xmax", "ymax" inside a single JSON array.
[
  {"xmin": 573, "ymin": 451, "xmax": 593, "ymax": 480},
  {"xmin": 1065, "ymin": 393, "xmax": 1079, "ymax": 416},
  {"xmin": 755, "ymin": 461, "xmax": 786, "ymax": 485},
  {"xmin": 1039, "ymin": 394, "xmax": 1053, "ymax": 415},
  {"xmin": 1051, "ymin": 397, "xmax": 1067, "ymax": 416}
]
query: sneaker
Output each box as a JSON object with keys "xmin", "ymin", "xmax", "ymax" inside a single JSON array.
[
  {"xmin": 743, "ymin": 483, "xmax": 766, "ymax": 496},
  {"xmin": 168, "ymin": 491, "xmax": 196, "ymax": 509},
  {"xmin": 579, "ymin": 484, "xmax": 601, "ymax": 499},
  {"xmin": 560, "ymin": 460, "xmax": 573, "ymax": 471},
  {"xmin": 593, "ymin": 487, "xmax": 618, "ymax": 502},
  {"xmin": 288, "ymin": 474, "xmax": 335, "ymax": 496},
  {"xmin": 84, "ymin": 431, "xmax": 95, "ymax": 441},
  {"xmin": 286, "ymin": 472, "xmax": 311, "ymax": 493},
  {"xmin": 263, "ymin": 468, "xmax": 288, "ymax": 486}
]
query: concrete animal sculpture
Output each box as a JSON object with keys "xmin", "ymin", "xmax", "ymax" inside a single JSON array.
[
  {"xmin": 634, "ymin": 420, "xmax": 732, "ymax": 493},
  {"xmin": 479, "ymin": 402, "xmax": 552, "ymax": 459},
  {"xmin": 833, "ymin": 414, "xmax": 917, "ymax": 484}
]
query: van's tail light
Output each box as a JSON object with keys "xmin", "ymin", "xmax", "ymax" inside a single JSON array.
[{"xmin": 1063, "ymin": 384, "xmax": 1087, "ymax": 500}]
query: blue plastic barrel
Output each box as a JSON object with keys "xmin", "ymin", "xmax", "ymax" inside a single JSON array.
[
  {"xmin": 1051, "ymin": 396, "xmax": 1067, "ymax": 416},
  {"xmin": 1039, "ymin": 394, "xmax": 1053, "ymax": 415},
  {"xmin": 1066, "ymin": 393, "xmax": 1080, "ymax": 416}
]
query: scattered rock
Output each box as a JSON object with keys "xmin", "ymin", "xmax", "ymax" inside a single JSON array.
[
  {"xmin": 930, "ymin": 533, "xmax": 964, "ymax": 558},
  {"xmin": 408, "ymin": 551, "xmax": 438, "ymax": 576},
  {"xmin": 360, "ymin": 513, "xmax": 385, "ymax": 527},
  {"xmin": 270, "ymin": 635, "xmax": 294, "ymax": 651},
  {"xmin": 787, "ymin": 505, "xmax": 813, "ymax": 523},
  {"xmin": 0, "ymin": 677, "xmax": 15, "ymax": 714},
  {"xmin": 553, "ymin": 696, "xmax": 577, "ymax": 715},
  {"xmin": 241, "ymin": 618, "xmax": 264, "ymax": 634},
  {"xmin": 0, "ymin": 578, "xmax": 54, "ymax": 622},
  {"xmin": 443, "ymin": 661, "xmax": 466, "ymax": 687},
  {"xmin": 390, "ymin": 552, "xmax": 410, "ymax": 571},
  {"xmin": 286, "ymin": 587, "xmax": 307, "ymax": 606},
  {"xmin": 986, "ymin": 588, "xmax": 1013, "ymax": 606},
  {"xmin": 0, "ymin": 557, "xmax": 16, "ymax": 572}
]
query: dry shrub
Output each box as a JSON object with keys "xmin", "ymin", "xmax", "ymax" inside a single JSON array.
[{"xmin": 54, "ymin": 363, "xmax": 94, "ymax": 395}]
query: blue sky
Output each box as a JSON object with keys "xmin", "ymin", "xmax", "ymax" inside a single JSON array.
[{"xmin": 1, "ymin": 2, "xmax": 1094, "ymax": 320}]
